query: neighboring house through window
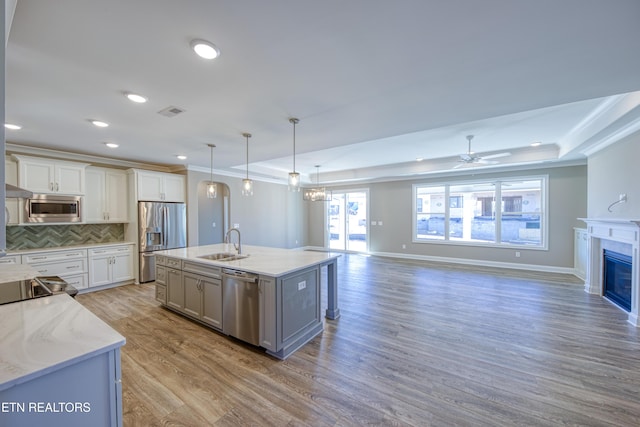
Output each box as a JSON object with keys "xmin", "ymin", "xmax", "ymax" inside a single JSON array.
[{"xmin": 413, "ymin": 176, "xmax": 546, "ymax": 248}]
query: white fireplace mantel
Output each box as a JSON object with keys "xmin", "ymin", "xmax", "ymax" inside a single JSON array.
[{"xmin": 579, "ymin": 218, "xmax": 640, "ymax": 326}]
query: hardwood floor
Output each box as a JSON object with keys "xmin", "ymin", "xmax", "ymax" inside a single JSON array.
[{"xmin": 77, "ymin": 254, "xmax": 640, "ymax": 426}]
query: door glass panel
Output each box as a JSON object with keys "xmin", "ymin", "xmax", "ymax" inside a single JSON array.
[
  {"xmin": 329, "ymin": 194, "xmax": 345, "ymax": 250},
  {"xmin": 328, "ymin": 191, "xmax": 368, "ymax": 251},
  {"xmin": 346, "ymin": 192, "xmax": 367, "ymax": 251}
]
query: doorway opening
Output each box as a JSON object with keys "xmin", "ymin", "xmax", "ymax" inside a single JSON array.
[
  {"xmin": 197, "ymin": 181, "xmax": 230, "ymax": 245},
  {"xmin": 328, "ymin": 190, "xmax": 368, "ymax": 252}
]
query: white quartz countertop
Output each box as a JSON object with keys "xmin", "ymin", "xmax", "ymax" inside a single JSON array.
[
  {"xmin": 156, "ymin": 244, "xmax": 340, "ymax": 276},
  {"xmin": 0, "ymin": 264, "xmax": 40, "ymax": 282},
  {"xmin": 0, "ymin": 294, "xmax": 125, "ymax": 391},
  {"xmin": 7, "ymin": 241, "xmax": 136, "ymax": 255}
]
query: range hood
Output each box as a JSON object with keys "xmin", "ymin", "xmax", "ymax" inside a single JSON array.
[{"xmin": 5, "ymin": 183, "xmax": 34, "ymax": 198}]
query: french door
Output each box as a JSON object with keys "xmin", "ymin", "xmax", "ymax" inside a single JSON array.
[{"xmin": 328, "ymin": 190, "xmax": 368, "ymax": 252}]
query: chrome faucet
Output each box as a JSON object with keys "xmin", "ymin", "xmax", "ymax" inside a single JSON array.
[{"xmin": 225, "ymin": 228, "xmax": 242, "ymax": 254}]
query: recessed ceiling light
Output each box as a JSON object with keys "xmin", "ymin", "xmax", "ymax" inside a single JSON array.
[
  {"xmin": 416, "ymin": 157, "xmax": 424, "ymax": 162},
  {"xmin": 91, "ymin": 120, "xmax": 109, "ymax": 128},
  {"xmin": 126, "ymin": 93, "xmax": 147, "ymax": 103},
  {"xmin": 191, "ymin": 39, "xmax": 220, "ymax": 59},
  {"xmin": 104, "ymin": 142, "xmax": 119, "ymax": 148},
  {"xmin": 531, "ymin": 141, "xmax": 542, "ymax": 147},
  {"xmin": 177, "ymin": 155, "xmax": 187, "ymax": 160},
  {"xmin": 4, "ymin": 123, "xmax": 21, "ymax": 130}
]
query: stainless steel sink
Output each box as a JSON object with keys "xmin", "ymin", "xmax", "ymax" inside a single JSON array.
[
  {"xmin": 198, "ymin": 252, "xmax": 235, "ymax": 260},
  {"xmin": 222, "ymin": 255, "xmax": 248, "ymax": 261},
  {"xmin": 197, "ymin": 253, "xmax": 248, "ymax": 262}
]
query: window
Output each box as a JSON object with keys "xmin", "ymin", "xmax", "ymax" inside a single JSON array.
[
  {"xmin": 413, "ymin": 176, "xmax": 546, "ymax": 248},
  {"xmin": 415, "ymin": 185, "xmax": 446, "ymax": 240}
]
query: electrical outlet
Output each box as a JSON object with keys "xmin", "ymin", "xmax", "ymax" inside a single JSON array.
[
  {"xmin": 620, "ymin": 193, "xmax": 627, "ymax": 202},
  {"xmin": 298, "ymin": 280, "xmax": 306, "ymax": 290},
  {"xmin": 212, "ymin": 222, "xmax": 216, "ymax": 228},
  {"xmin": 402, "ymin": 244, "xmax": 406, "ymax": 249},
  {"xmin": 515, "ymin": 251, "xmax": 521, "ymax": 258},
  {"xmin": 233, "ymin": 223, "xmax": 240, "ymax": 228}
]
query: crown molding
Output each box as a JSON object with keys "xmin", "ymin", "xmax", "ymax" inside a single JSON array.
[
  {"xmin": 5, "ymin": 142, "xmax": 176, "ymax": 172},
  {"xmin": 558, "ymin": 91, "xmax": 640, "ymax": 158}
]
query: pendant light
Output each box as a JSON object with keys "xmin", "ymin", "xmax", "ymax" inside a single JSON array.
[
  {"xmin": 288, "ymin": 117, "xmax": 300, "ymax": 191},
  {"xmin": 303, "ymin": 165, "xmax": 332, "ymax": 201},
  {"xmin": 206, "ymin": 143, "xmax": 217, "ymax": 198},
  {"xmin": 242, "ymin": 132, "xmax": 253, "ymax": 196}
]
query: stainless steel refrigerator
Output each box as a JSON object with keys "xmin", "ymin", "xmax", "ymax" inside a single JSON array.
[{"xmin": 138, "ymin": 201, "xmax": 187, "ymax": 283}]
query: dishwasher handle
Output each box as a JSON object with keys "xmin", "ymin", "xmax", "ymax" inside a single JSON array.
[{"xmin": 222, "ymin": 269, "xmax": 258, "ymax": 282}]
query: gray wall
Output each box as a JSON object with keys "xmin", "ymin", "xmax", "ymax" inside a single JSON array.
[
  {"xmin": 587, "ymin": 130, "xmax": 640, "ymax": 218},
  {"xmin": 197, "ymin": 181, "xmax": 229, "ymax": 245},
  {"xmin": 1, "ymin": 1, "xmax": 6, "ymax": 253},
  {"xmin": 307, "ymin": 165, "xmax": 587, "ymax": 269},
  {"xmin": 186, "ymin": 170, "xmax": 304, "ymax": 249}
]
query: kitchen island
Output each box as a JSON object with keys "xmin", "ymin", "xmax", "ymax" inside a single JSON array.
[
  {"xmin": 154, "ymin": 244, "xmax": 340, "ymax": 359},
  {"xmin": 0, "ymin": 286, "xmax": 125, "ymax": 427}
]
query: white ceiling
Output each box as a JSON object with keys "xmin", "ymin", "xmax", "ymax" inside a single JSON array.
[{"xmin": 5, "ymin": 0, "xmax": 640, "ymax": 184}]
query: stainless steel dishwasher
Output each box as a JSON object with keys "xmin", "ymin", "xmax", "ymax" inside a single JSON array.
[{"xmin": 222, "ymin": 268, "xmax": 260, "ymax": 346}]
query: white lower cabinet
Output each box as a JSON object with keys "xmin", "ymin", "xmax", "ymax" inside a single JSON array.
[
  {"xmin": 62, "ymin": 273, "xmax": 89, "ymax": 290},
  {"xmin": 0, "ymin": 255, "xmax": 21, "ymax": 265},
  {"xmin": 19, "ymin": 244, "xmax": 134, "ymax": 291},
  {"xmin": 22, "ymin": 249, "xmax": 89, "ymax": 289},
  {"xmin": 88, "ymin": 244, "xmax": 134, "ymax": 288},
  {"xmin": 574, "ymin": 228, "xmax": 588, "ymax": 281}
]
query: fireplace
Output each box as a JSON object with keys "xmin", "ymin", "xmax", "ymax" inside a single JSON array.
[
  {"xmin": 580, "ymin": 218, "xmax": 640, "ymax": 327},
  {"xmin": 603, "ymin": 250, "xmax": 632, "ymax": 311}
]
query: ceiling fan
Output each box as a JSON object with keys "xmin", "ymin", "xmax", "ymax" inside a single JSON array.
[{"xmin": 454, "ymin": 135, "xmax": 511, "ymax": 168}]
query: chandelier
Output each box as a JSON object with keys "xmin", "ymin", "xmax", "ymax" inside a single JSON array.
[{"xmin": 303, "ymin": 165, "xmax": 332, "ymax": 201}]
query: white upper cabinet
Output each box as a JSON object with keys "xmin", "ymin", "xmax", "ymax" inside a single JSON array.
[
  {"xmin": 5, "ymin": 158, "xmax": 20, "ymax": 225},
  {"xmin": 85, "ymin": 167, "xmax": 129, "ymax": 223},
  {"xmin": 135, "ymin": 170, "xmax": 185, "ymax": 202},
  {"xmin": 14, "ymin": 155, "xmax": 88, "ymax": 195}
]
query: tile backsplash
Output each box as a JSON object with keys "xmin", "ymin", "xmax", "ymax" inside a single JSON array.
[{"xmin": 6, "ymin": 224, "xmax": 125, "ymax": 250}]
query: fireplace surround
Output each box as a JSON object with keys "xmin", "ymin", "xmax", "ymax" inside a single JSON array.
[{"xmin": 580, "ymin": 218, "xmax": 640, "ymax": 326}]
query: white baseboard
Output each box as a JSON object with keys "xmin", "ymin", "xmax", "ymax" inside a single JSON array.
[{"xmin": 302, "ymin": 246, "xmax": 576, "ymax": 275}]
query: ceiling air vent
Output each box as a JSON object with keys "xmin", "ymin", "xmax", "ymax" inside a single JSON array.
[{"xmin": 157, "ymin": 106, "xmax": 186, "ymax": 117}]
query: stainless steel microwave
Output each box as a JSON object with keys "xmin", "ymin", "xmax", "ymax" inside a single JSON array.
[{"xmin": 25, "ymin": 194, "xmax": 82, "ymax": 223}]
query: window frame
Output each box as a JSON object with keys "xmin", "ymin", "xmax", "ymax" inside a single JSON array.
[{"xmin": 412, "ymin": 175, "xmax": 548, "ymax": 250}]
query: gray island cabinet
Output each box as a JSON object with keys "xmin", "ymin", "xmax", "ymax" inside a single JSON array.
[
  {"xmin": 0, "ymin": 293, "xmax": 125, "ymax": 427},
  {"xmin": 154, "ymin": 244, "xmax": 340, "ymax": 359}
]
